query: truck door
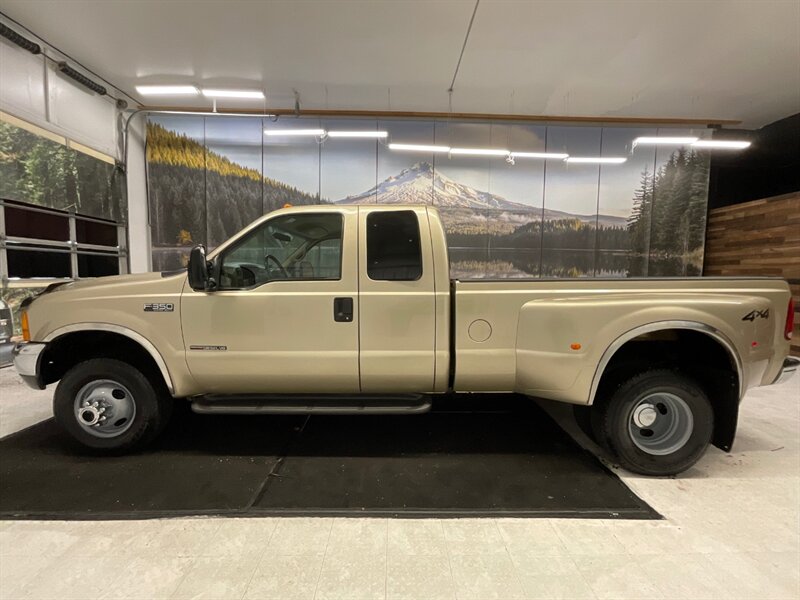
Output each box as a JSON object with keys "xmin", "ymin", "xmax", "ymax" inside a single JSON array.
[
  {"xmin": 180, "ymin": 208, "xmax": 360, "ymax": 394},
  {"xmin": 358, "ymin": 207, "xmax": 437, "ymax": 392}
]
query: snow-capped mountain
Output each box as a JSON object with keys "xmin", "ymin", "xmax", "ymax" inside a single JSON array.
[{"xmin": 336, "ymin": 162, "xmax": 627, "ymax": 228}]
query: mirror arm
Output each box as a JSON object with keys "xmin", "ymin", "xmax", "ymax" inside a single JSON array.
[{"xmin": 205, "ymin": 259, "xmax": 217, "ymax": 291}]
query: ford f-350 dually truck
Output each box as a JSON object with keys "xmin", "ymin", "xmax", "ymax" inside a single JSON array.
[{"xmin": 13, "ymin": 205, "xmax": 799, "ymax": 475}]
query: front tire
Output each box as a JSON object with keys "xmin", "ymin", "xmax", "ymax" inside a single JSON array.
[
  {"xmin": 595, "ymin": 369, "xmax": 713, "ymax": 476},
  {"xmin": 54, "ymin": 358, "xmax": 168, "ymax": 452}
]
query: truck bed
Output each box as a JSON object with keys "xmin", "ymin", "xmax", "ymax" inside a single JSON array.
[{"xmin": 452, "ymin": 277, "xmax": 792, "ymax": 404}]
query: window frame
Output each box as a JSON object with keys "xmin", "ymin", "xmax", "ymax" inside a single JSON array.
[
  {"xmin": 214, "ymin": 212, "xmax": 345, "ymax": 291},
  {"xmin": 365, "ymin": 210, "xmax": 424, "ymax": 282}
]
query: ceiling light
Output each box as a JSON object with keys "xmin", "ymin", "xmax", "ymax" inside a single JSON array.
[
  {"xmin": 450, "ymin": 148, "xmax": 510, "ymax": 156},
  {"xmin": 202, "ymin": 89, "xmax": 265, "ymax": 99},
  {"xmin": 136, "ymin": 85, "xmax": 199, "ymax": 96},
  {"xmin": 692, "ymin": 140, "xmax": 751, "ymax": 150},
  {"xmin": 566, "ymin": 157, "xmax": 627, "ymax": 164},
  {"xmin": 264, "ymin": 129, "xmax": 325, "ymax": 136},
  {"xmin": 388, "ymin": 143, "xmax": 451, "ymax": 153},
  {"xmin": 510, "ymin": 152, "xmax": 569, "ymax": 160},
  {"xmin": 633, "ymin": 136, "xmax": 699, "ymax": 146},
  {"xmin": 327, "ymin": 131, "xmax": 388, "ymax": 138}
]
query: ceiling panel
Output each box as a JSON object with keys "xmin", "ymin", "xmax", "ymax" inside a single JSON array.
[{"xmin": 1, "ymin": 0, "xmax": 797, "ymax": 127}]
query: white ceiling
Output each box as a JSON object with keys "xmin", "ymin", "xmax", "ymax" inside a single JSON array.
[{"xmin": 1, "ymin": 0, "xmax": 798, "ymax": 128}]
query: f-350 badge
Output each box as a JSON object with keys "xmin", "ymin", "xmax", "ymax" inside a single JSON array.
[{"xmin": 144, "ymin": 303, "xmax": 174, "ymax": 312}]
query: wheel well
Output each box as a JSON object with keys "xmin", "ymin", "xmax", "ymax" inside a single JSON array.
[
  {"xmin": 41, "ymin": 331, "xmax": 169, "ymax": 395},
  {"xmin": 593, "ymin": 328, "xmax": 740, "ymax": 451}
]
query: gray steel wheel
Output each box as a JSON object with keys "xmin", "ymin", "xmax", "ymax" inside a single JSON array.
[
  {"xmin": 627, "ymin": 392, "xmax": 694, "ymax": 456},
  {"xmin": 73, "ymin": 379, "xmax": 136, "ymax": 438}
]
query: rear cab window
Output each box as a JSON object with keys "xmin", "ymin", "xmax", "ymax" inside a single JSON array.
[{"xmin": 366, "ymin": 211, "xmax": 422, "ymax": 281}]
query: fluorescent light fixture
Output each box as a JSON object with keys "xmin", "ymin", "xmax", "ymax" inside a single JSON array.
[
  {"xmin": 450, "ymin": 148, "xmax": 510, "ymax": 156},
  {"xmin": 326, "ymin": 131, "xmax": 388, "ymax": 138},
  {"xmin": 692, "ymin": 139, "xmax": 751, "ymax": 150},
  {"xmin": 388, "ymin": 143, "xmax": 451, "ymax": 153},
  {"xmin": 135, "ymin": 85, "xmax": 199, "ymax": 95},
  {"xmin": 566, "ymin": 157, "xmax": 627, "ymax": 164},
  {"xmin": 633, "ymin": 136, "xmax": 698, "ymax": 145},
  {"xmin": 264, "ymin": 129, "xmax": 325, "ymax": 136},
  {"xmin": 201, "ymin": 89, "xmax": 265, "ymax": 99},
  {"xmin": 510, "ymin": 151, "xmax": 569, "ymax": 160}
]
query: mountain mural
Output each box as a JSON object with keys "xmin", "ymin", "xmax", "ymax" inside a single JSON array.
[{"xmin": 337, "ymin": 161, "xmax": 627, "ymax": 228}]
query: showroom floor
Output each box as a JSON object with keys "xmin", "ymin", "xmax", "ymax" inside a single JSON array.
[{"xmin": 0, "ymin": 367, "xmax": 797, "ymax": 600}]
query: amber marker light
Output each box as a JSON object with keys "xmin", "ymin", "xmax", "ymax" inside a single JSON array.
[
  {"xmin": 21, "ymin": 311, "xmax": 30, "ymax": 342},
  {"xmin": 570, "ymin": 343, "xmax": 582, "ymax": 350}
]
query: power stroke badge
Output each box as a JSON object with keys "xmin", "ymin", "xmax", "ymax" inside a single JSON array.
[{"xmin": 143, "ymin": 303, "xmax": 174, "ymax": 312}]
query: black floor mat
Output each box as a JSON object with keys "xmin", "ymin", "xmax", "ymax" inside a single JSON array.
[{"xmin": 0, "ymin": 395, "xmax": 658, "ymax": 519}]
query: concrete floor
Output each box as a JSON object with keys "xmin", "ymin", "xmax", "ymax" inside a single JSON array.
[{"xmin": 0, "ymin": 366, "xmax": 798, "ymax": 600}]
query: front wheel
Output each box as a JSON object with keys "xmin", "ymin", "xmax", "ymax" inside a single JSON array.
[
  {"xmin": 595, "ymin": 369, "xmax": 713, "ymax": 476},
  {"xmin": 54, "ymin": 358, "xmax": 169, "ymax": 452}
]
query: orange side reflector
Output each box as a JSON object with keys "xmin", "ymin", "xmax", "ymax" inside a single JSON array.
[
  {"xmin": 21, "ymin": 311, "xmax": 30, "ymax": 342},
  {"xmin": 570, "ymin": 343, "xmax": 581, "ymax": 350}
]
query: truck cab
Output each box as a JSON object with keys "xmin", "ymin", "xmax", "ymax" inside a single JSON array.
[{"xmin": 181, "ymin": 205, "xmax": 450, "ymax": 396}]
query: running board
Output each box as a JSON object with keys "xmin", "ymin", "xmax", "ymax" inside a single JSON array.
[{"xmin": 190, "ymin": 394, "xmax": 432, "ymax": 415}]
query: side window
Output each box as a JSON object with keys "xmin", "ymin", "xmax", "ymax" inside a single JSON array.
[
  {"xmin": 219, "ymin": 213, "xmax": 343, "ymax": 289},
  {"xmin": 366, "ymin": 211, "xmax": 422, "ymax": 281}
]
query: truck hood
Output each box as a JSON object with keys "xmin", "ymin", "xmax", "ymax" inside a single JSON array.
[{"xmin": 47, "ymin": 272, "xmax": 175, "ymax": 295}]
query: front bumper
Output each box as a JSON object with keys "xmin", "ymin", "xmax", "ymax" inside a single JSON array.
[
  {"xmin": 12, "ymin": 342, "xmax": 47, "ymax": 390},
  {"xmin": 772, "ymin": 356, "xmax": 800, "ymax": 386}
]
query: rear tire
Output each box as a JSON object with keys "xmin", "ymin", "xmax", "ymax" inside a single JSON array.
[
  {"xmin": 595, "ymin": 369, "xmax": 713, "ymax": 476},
  {"xmin": 54, "ymin": 358, "xmax": 169, "ymax": 452}
]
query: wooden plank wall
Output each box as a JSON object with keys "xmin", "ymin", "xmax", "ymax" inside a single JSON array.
[{"xmin": 704, "ymin": 191, "xmax": 800, "ymax": 356}]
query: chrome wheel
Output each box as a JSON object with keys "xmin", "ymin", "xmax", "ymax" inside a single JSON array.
[
  {"xmin": 73, "ymin": 379, "xmax": 136, "ymax": 438},
  {"xmin": 628, "ymin": 392, "xmax": 694, "ymax": 456}
]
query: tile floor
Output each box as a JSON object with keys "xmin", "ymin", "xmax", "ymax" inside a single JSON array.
[{"xmin": 0, "ymin": 366, "xmax": 798, "ymax": 599}]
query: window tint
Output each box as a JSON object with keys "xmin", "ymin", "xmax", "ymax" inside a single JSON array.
[
  {"xmin": 219, "ymin": 213, "xmax": 343, "ymax": 289},
  {"xmin": 366, "ymin": 211, "xmax": 422, "ymax": 281}
]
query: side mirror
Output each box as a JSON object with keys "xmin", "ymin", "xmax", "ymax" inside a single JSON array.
[{"xmin": 187, "ymin": 245, "xmax": 213, "ymax": 291}]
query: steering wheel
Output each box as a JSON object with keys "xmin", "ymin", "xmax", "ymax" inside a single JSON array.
[{"xmin": 265, "ymin": 254, "xmax": 289, "ymax": 278}]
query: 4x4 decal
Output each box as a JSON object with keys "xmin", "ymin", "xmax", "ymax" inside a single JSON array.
[{"xmin": 742, "ymin": 309, "xmax": 769, "ymax": 322}]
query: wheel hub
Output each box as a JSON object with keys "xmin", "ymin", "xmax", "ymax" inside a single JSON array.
[
  {"xmin": 628, "ymin": 392, "xmax": 694, "ymax": 456},
  {"xmin": 632, "ymin": 404, "xmax": 658, "ymax": 428},
  {"xmin": 73, "ymin": 380, "xmax": 135, "ymax": 439},
  {"xmin": 78, "ymin": 404, "xmax": 105, "ymax": 426}
]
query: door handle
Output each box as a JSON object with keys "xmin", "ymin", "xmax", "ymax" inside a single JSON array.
[{"xmin": 333, "ymin": 297, "xmax": 353, "ymax": 322}]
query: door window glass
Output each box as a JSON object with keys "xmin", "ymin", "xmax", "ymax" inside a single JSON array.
[
  {"xmin": 366, "ymin": 211, "xmax": 422, "ymax": 281},
  {"xmin": 219, "ymin": 213, "xmax": 343, "ymax": 289}
]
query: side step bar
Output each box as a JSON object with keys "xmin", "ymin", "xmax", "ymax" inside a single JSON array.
[{"xmin": 191, "ymin": 394, "xmax": 432, "ymax": 415}]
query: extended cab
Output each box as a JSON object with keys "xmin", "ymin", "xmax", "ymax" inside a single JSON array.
[{"xmin": 14, "ymin": 205, "xmax": 799, "ymax": 475}]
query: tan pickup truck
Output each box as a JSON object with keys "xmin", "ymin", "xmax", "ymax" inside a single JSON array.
[{"xmin": 13, "ymin": 205, "xmax": 798, "ymax": 475}]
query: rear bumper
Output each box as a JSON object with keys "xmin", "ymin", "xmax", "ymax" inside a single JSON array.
[
  {"xmin": 771, "ymin": 356, "xmax": 800, "ymax": 386},
  {"xmin": 12, "ymin": 342, "xmax": 46, "ymax": 390}
]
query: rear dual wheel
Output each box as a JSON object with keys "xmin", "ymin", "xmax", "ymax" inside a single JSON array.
[
  {"xmin": 586, "ymin": 370, "xmax": 713, "ymax": 476},
  {"xmin": 54, "ymin": 358, "xmax": 172, "ymax": 452}
]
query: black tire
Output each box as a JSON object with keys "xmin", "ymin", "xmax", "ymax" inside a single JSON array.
[
  {"xmin": 595, "ymin": 369, "xmax": 713, "ymax": 476},
  {"xmin": 54, "ymin": 358, "xmax": 168, "ymax": 452}
]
